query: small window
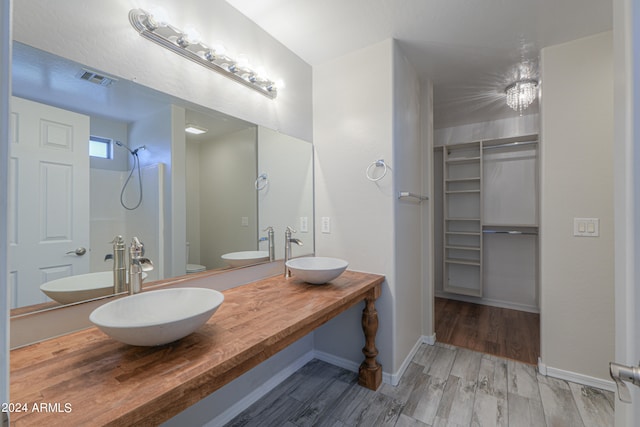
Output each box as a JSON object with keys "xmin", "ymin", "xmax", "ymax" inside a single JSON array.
[{"xmin": 89, "ymin": 136, "xmax": 113, "ymax": 159}]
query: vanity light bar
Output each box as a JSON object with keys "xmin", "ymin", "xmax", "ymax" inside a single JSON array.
[{"xmin": 128, "ymin": 9, "xmax": 278, "ymax": 99}]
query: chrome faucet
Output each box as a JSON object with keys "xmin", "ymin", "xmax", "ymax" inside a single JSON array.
[
  {"xmin": 284, "ymin": 226, "xmax": 303, "ymax": 277},
  {"xmin": 110, "ymin": 235, "xmax": 127, "ymax": 293},
  {"xmin": 128, "ymin": 237, "xmax": 154, "ymax": 295},
  {"xmin": 259, "ymin": 226, "xmax": 275, "ymax": 261},
  {"xmin": 107, "ymin": 235, "xmax": 153, "ymax": 295}
]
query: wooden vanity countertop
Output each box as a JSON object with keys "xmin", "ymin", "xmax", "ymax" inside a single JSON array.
[{"xmin": 9, "ymin": 270, "xmax": 384, "ymax": 426}]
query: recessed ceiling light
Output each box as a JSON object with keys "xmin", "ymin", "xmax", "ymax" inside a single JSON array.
[{"xmin": 185, "ymin": 124, "xmax": 208, "ymax": 135}]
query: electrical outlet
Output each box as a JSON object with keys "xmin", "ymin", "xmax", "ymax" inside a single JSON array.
[
  {"xmin": 241, "ymin": 216, "xmax": 249, "ymax": 227},
  {"xmin": 300, "ymin": 216, "xmax": 308, "ymax": 233}
]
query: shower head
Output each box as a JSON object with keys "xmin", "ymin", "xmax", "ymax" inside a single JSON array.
[{"xmin": 114, "ymin": 140, "xmax": 134, "ymax": 154}]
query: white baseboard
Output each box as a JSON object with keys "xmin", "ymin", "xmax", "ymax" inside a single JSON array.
[
  {"xmin": 435, "ymin": 291, "xmax": 539, "ymax": 313},
  {"xmin": 313, "ymin": 349, "xmax": 361, "ymax": 374},
  {"xmin": 206, "ymin": 350, "xmax": 315, "ymax": 427},
  {"xmin": 315, "ymin": 335, "xmax": 435, "ymax": 387},
  {"xmin": 537, "ymin": 357, "xmax": 615, "ymax": 392},
  {"xmin": 423, "ymin": 334, "xmax": 436, "ymax": 345}
]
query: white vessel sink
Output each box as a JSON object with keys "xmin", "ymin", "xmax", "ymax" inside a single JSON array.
[
  {"xmin": 221, "ymin": 250, "xmax": 270, "ymax": 267},
  {"xmin": 40, "ymin": 271, "xmax": 148, "ymax": 305},
  {"xmin": 89, "ymin": 287, "xmax": 224, "ymax": 346},
  {"xmin": 285, "ymin": 257, "xmax": 349, "ymax": 284}
]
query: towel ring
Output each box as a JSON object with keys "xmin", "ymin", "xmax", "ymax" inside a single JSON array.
[
  {"xmin": 255, "ymin": 173, "xmax": 268, "ymax": 190},
  {"xmin": 366, "ymin": 159, "xmax": 388, "ymax": 182}
]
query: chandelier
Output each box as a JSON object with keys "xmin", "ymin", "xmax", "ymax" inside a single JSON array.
[{"xmin": 505, "ymin": 79, "xmax": 538, "ymax": 114}]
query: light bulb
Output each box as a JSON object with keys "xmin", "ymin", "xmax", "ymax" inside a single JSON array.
[
  {"xmin": 183, "ymin": 26, "xmax": 201, "ymax": 45},
  {"xmin": 254, "ymin": 66, "xmax": 267, "ymax": 80},
  {"xmin": 236, "ymin": 54, "xmax": 250, "ymax": 70},
  {"xmin": 211, "ymin": 42, "xmax": 226, "ymax": 56},
  {"xmin": 147, "ymin": 6, "xmax": 169, "ymax": 27}
]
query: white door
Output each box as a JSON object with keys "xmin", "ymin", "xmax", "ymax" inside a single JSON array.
[{"xmin": 8, "ymin": 97, "xmax": 90, "ymax": 307}]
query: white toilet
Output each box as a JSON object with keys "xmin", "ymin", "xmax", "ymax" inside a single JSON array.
[{"xmin": 186, "ymin": 242, "xmax": 206, "ymax": 274}]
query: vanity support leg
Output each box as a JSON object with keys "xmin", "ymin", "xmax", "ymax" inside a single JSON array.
[{"xmin": 359, "ymin": 285, "xmax": 382, "ymax": 390}]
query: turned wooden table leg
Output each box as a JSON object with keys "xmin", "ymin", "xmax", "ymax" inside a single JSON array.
[{"xmin": 358, "ymin": 285, "xmax": 382, "ymax": 390}]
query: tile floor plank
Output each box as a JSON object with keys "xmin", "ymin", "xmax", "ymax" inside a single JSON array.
[
  {"xmin": 537, "ymin": 374, "xmax": 585, "ymax": 427},
  {"xmin": 507, "ymin": 392, "xmax": 547, "ymax": 427},
  {"xmin": 403, "ymin": 374, "xmax": 447, "ymax": 425},
  {"xmin": 226, "ymin": 343, "xmax": 613, "ymax": 427},
  {"xmin": 289, "ymin": 378, "xmax": 352, "ymax": 426},
  {"xmin": 508, "ymin": 359, "xmax": 541, "ymax": 401},
  {"xmin": 568, "ymin": 382, "xmax": 615, "ymax": 427}
]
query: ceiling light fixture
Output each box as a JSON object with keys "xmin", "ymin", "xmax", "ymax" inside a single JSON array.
[
  {"xmin": 128, "ymin": 9, "xmax": 279, "ymax": 99},
  {"xmin": 505, "ymin": 79, "xmax": 538, "ymax": 114},
  {"xmin": 185, "ymin": 124, "xmax": 208, "ymax": 135}
]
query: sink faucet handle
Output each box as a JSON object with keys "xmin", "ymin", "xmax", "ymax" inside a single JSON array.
[
  {"xmin": 130, "ymin": 237, "xmax": 145, "ymax": 256},
  {"xmin": 263, "ymin": 226, "xmax": 274, "ymax": 232},
  {"xmin": 286, "ymin": 226, "xmax": 297, "ymax": 234},
  {"xmin": 110, "ymin": 235, "xmax": 125, "ymax": 245}
]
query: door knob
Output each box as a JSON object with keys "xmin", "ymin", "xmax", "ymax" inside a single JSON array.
[
  {"xmin": 610, "ymin": 361, "xmax": 640, "ymax": 403},
  {"xmin": 66, "ymin": 247, "xmax": 87, "ymax": 256}
]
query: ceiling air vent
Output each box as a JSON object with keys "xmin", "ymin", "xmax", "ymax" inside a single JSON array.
[{"xmin": 77, "ymin": 69, "xmax": 117, "ymax": 87}]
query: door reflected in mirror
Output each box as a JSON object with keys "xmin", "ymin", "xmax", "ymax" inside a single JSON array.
[{"xmin": 9, "ymin": 42, "xmax": 314, "ymax": 314}]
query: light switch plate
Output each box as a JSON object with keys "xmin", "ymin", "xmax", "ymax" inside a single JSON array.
[
  {"xmin": 321, "ymin": 217, "xmax": 331, "ymax": 234},
  {"xmin": 574, "ymin": 218, "xmax": 599, "ymax": 237},
  {"xmin": 241, "ymin": 216, "xmax": 249, "ymax": 227},
  {"xmin": 300, "ymin": 216, "xmax": 308, "ymax": 233}
]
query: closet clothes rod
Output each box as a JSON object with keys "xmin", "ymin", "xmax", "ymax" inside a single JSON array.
[
  {"xmin": 483, "ymin": 230, "xmax": 538, "ymax": 236},
  {"xmin": 482, "ymin": 140, "xmax": 538, "ymax": 150},
  {"xmin": 398, "ymin": 191, "xmax": 429, "ymax": 201}
]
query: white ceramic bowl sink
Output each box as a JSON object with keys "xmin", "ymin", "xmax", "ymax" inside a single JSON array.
[
  {"xmin": 285, "ymin": 257, "xmax": 349, "ymax": 284},
  {"xmin": 90, "ymin": 287, "xmax": 224, "ymax": 346},
  {"xmin": 221, "ymin": 250, "xmax": 270, "ymax": 268},
  {"xmin": 40, "ymin": 271, "xmax": 148, "ymax": 305}
]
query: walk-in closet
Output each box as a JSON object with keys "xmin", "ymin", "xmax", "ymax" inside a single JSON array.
[{"xmin": 433, "ymin": 134, "xmax": 540, "ymax": 364}]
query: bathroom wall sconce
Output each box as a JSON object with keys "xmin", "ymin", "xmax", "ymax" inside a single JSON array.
[{"xmin": 129, "ymin": 9, "xmax": 278, "ymax": 99}]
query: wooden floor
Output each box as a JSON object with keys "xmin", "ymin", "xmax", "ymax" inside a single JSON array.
[
  {"xmin": 226, "ymin": 343, "xmax": 614, "ymax": 426},
  {"xmin": 435, "ymin": 297, "xmax": 540, "ymax": 365}
]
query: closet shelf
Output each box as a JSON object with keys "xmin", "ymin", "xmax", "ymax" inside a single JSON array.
[
  {"xmin": 443, "ymin": 140, "xmax": 484, "ymax": 298},
  {"xmin": 482, "ymin": 224, "xmax": 538, "ymax": 228},
  {"xmin": 445, "ymin": 245, "xmax": 481, "ymax": 251},
  {"xmin": 445, "ymin": 157, "xmax": 481, "ymax": 165},
  {"xmin": 445, "ymin": 190, "xmax": 480, "ymax": 194},
  {"xmin": 445, "ymin": 258, "xmax": 481, "ymax": 266},
  {"xmin": 445, "ymin": 231, "xmax": 481, "ymax": 236},
  {"xmin": 445, "ymin": 177, "xmax": 481, "ymax": 183}
]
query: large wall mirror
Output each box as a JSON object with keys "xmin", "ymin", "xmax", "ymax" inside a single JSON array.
[{"xmin": 9, "ymin": 42, "xmax": 314, "ymax": 314}]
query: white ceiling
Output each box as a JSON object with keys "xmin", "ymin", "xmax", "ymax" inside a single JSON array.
[{"xmin": 224, "ymin": 0, "xmax": 612, "ymax": 128}]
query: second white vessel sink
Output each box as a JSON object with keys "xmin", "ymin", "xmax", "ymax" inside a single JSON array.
[
  {"xmin": 285, "ymin": 257, "xmax": 349, "ymax": 284},
  {"xmin": 221, "ymin": 250, "xmax": 270, "ymax": 268},
  {"xmin": 89, "ymin": 287, "xmax": 224, "ymax": 346},
  {"xmin": 40, "ymin": 271, "xmax": 148, "ymax": 305}
]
